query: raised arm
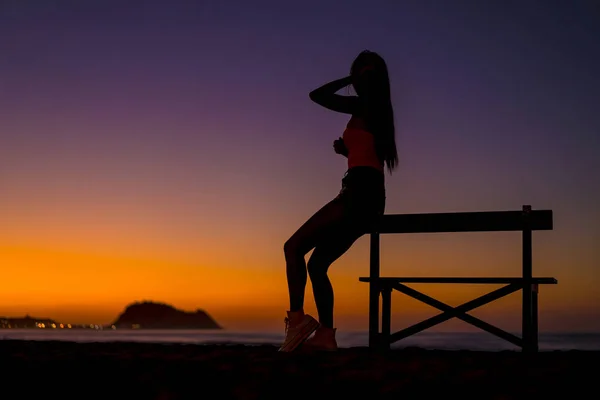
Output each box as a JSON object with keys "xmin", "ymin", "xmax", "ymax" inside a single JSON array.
[{"xmin": 308, "ymin": 76, "xmax": 359, "ymax": 114}]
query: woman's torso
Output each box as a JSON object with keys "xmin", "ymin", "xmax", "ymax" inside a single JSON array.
[{"xmin": 343, "ymin": 116, "xmax": 384, "ymax": 173}]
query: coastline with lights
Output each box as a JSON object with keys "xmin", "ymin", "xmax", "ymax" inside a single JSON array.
[
  {"xmin": 0, "ymin": 316, "xmax": 93, "ymax": 330},
  {"xmin": 0, "ymin": 300, "xmax": 221, "ymax": 330}
]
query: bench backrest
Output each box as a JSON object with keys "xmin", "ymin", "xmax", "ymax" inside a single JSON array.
[{"xmin": 374, "ymin": 207, "xmax": 553, "ymax": 234}]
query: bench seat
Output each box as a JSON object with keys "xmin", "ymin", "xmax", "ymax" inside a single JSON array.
[{"xmin": 359, "ymin": 277, "xmax": 557, "ymax": 284}]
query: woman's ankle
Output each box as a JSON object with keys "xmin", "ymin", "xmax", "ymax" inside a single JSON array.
[{"xmin": 287, "ymin": 309, "xmax": 305, "ymax": 326}]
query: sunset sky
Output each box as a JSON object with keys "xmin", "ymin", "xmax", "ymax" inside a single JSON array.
[{"xmin": 1, "ymin": 0, "xmax": 599, "ymax": 334}]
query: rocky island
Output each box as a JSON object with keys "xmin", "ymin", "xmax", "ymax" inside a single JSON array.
[{"xmin": 111, "ymin": 301, "xmax": 221, "ymax": 329}]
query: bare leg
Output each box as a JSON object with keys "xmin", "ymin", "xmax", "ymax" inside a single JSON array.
[
  {"xmin": 307, "ymin": 224, "xmax": 364, "ymax": 328},
  {"xmin": 283, "ymin": 197, "xmax": 346, "ymax": 313}
]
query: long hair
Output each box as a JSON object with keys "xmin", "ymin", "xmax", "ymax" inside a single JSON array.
[{"xmin": 350, "ymin": 50, "xmax": 398, "ymax": 174}]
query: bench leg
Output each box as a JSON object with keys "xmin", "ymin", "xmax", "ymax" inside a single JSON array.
[
  {"xmin": 532, "ymin": 283, "xmax": 539, "ymax": 352},
  {"xmin": 368, "ymin": 233, "xmax": 381, "ymax": 348},
  {"xmin": 522, "ymin": 283, "xmax": 539, "ymax": 353},
  {"xmin": 522, "ymin": 216, "xmax": 534, "ymax": 353},
  {"xmin": 368, "ymin": 286, "xmax": 380, "ymax": 348},
  {"xmin": 381, "ymin": 287, "xmax": 392, "ymax": 350}
]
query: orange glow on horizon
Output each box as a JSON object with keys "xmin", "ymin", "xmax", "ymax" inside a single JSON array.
[{"xmin": 2, "ymin": 225, "xmax": 599, "ymax": 333}]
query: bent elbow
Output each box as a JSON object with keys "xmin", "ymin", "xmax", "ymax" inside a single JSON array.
[{"xmin": 309, "ymin": 90, "xmax": 321, "ymax": 103}]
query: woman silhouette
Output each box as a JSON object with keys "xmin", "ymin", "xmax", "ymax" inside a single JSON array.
[{"xmin": 279, "ymin": 50, "xmax": 398, "ymax": 352}]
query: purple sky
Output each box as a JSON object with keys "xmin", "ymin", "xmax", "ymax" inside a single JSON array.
[{"xmin": 1, "ymin": 0, "xmax": 599, "ymax": 330}]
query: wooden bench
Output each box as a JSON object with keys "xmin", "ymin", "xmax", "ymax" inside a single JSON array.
[{"xmin": 359, "ymin": 205, "xmax": 557, "ymax": 352}]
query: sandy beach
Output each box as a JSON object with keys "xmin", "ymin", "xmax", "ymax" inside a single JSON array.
[{"xmin": 0, "ymin": 340, "xmax": 596, "ymax": 399}]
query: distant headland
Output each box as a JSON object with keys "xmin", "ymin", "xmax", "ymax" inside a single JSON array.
[
  {"xmin": 0, "ymin": 301, "xmax": 222, "ymax": 330},
  {"xmin": 112, "ymin": 301, "xmax": 221, "ymax": 330}
]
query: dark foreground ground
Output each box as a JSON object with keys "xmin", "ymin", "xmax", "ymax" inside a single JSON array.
[{"xmin": 0, "ymin": 340, "xmax": 596, "ymax": 399}]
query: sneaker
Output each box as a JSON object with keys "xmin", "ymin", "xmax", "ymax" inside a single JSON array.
[
  {"xmin": 278, "ymin": 312, "xmax": 319, "ymax": 352},
  {"xmin": 303, "ymin": 326, "xmax": 338, "ymax": 351}
]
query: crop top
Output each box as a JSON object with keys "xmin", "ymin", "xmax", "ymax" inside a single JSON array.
[{"xmin": 342, "ymin": 117, "xmax": 384, "ymax": 172}]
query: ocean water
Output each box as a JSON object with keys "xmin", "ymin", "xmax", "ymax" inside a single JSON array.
[{"xmin": 2, "ymin": 329, "xmax": 599, "ymax": 351}]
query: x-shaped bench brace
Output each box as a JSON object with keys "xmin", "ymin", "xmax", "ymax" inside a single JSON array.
[{"xmin": 379, "ymin": 282, "xmax": 523, "ymax": 348}]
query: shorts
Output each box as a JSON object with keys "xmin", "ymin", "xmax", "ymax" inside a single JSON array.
[{"xmin": 335, "ymin": 166, "xmax": 386, "ymax": 230}]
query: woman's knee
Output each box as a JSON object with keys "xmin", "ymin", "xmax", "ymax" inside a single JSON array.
[
  {"xmin": 284, "ymin": 237, "xmax": 302, "ymax": 259},
  {"xmin": 283, "ymin": 238, "xmax": 293, "ymax": 256},
  {"xmin": 307, "ymin": 256, "xmax": 327, "ymax": 279}
]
